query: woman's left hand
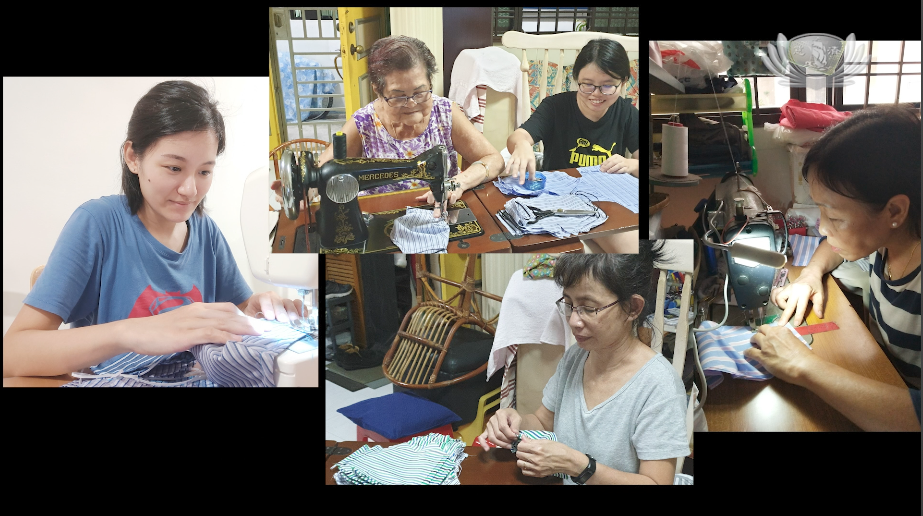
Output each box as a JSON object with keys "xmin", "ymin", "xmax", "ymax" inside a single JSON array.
[
  {"xmin": 600, "ymin": 155, "xmax": 639, "ymax": 177},
  {"xmin": 415, "ymin": 186, "xmax": 464, "ymax": 218},
  {"xmin": 239, "ymin": 291, "xmax": 305, "ymax": 324},
  {"xmin": 514, "ymin": 438, "xmax": 581, "ymax": 478},
  {"xmin": 744, "ymin": 324, "xmax": 820, "ymax": 385}
]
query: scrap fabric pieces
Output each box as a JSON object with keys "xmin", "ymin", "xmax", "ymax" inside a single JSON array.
[
  {"xmin": 696, "ymin": 321, "xmax": 772, "ymax": 388},
  {"xmin": 495, "ymin": 166, "xmax": 639, "ymax": 214},
  {"xmin": 504, "ymin": 194, "xmax": 607, "ymax": 239},
  {"xmin": 333, "ymin": 433, "xmax": 468, "ymax": 485},
  {"xmin": 511, "ymin": 430, "xmax": 567, "ymax": 479},
  {"xmin": 390, "ymin": 207, "xmax": 449, "ymax": 253}
]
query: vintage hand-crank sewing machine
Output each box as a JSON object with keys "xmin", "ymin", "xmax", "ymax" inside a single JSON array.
[{"xmin": 275, "ymin": 132, "xmax": 483, "ymax": 253}]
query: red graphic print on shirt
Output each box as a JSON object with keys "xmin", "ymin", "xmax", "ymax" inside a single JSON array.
[{"xmin": 128, "ymin": 285, "xmax": 203, "ymax": 318}]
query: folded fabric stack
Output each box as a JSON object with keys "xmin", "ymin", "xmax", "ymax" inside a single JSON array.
[
  {"xmin": 503, "ymin": 194, "xmax": 607, "ymax": 239},
  {"xmin": 695, "ymin": 321, "xmax": 772, "ymax": 388},
  {"xmin": 333, "ymin": 433, "xmax": 468, "ymax": 485},
  {"xmin": 390, "ymin": 207, "xmax": 450, "ymax": 253}
]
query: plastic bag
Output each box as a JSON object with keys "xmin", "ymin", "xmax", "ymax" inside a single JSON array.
[{"xmin": 658, "ymin": 41, "xmax": 734, "ymax": 89}]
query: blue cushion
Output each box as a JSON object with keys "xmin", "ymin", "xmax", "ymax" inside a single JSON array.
[{"xmin": 337, "ymin": 392, "xmax": 461, "ymax": 441}]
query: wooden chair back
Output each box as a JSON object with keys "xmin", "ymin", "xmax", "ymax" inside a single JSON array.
[
  {"xmin": 382, "ymin": 255, "xmax": 503, "ymax": 389},
  {"xmin": 269, "ymin": 138, "xmax": 330, "ymax": 181}
]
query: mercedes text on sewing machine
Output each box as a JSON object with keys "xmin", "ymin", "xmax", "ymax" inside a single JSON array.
[{"xmin": 274, "ymin": 132, "xmax": 458, "ymax": 253}]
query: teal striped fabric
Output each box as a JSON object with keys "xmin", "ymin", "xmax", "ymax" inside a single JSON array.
[
  {"xmin": 512, "ymin": 430, "xmax": 567, "ymax": 479},
  {"xmin": 333, "ymin": 433, "xmax": 468, "ymax": 485}
]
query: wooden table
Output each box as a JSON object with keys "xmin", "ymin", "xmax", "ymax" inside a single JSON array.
[
  {"xmin": 3, "ymin": 373, "xmax": 75, "ymax": 387},
  {"xmin": 308, "ymin": 187, "xmax": 511, "ymax": 253},
  {"xmin": 325, "ymin": 441, "xmax": 562, "ymax": 485},
  {"xmin": 702, "ymin": 266, "xmax": 906, "ymax": 431},
  {"xmin": 473, "ymin": 168, "xmax": 639, "ymax": 253}
]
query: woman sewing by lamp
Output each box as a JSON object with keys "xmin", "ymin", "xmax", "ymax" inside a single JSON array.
[
  {"xmin": 478, "ymin": 242, "xmax": 690, "ymax": 485},
  {"xmin": 273, "ymin": 35, "xmax": 505, "ymax": 217},
  {"xmin": 506, "ymin": 38, "xmax": 640, "ymax": 253},
  {"xmin": 4, "ymin": 80, "xmax": 304, "ymax": 380},
  {"xmin": 747, "ymin": 104, "xmax": 921, "ymax": 431}
]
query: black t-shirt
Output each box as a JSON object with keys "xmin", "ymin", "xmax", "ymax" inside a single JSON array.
[{"xmin": 519, "ymin": 92, "xmax": 639, "ymax": 171}]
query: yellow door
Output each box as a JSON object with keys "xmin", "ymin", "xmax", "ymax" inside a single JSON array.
[{"xmin": 338, "ymin": 7, "xmax": 385, "ymax": 117}]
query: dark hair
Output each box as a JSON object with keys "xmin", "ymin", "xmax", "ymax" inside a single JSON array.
[
  {"xmin": 573, "ymin": 38, "xmax": 630, "ymax": 84},
  {"xmin": 367, "ymin": 35, "xmax": 439, "ymax": 98},
  {"xmin": 121, "ymin": 80, "xmax": 226, "ymax": 216},
  {"xmin": 802, "ymin": 104, "xmax": 921, "ymax": 238},
  {"xmin": 553, "ymin": 241, "xmax": 668, "ymax": 333}
]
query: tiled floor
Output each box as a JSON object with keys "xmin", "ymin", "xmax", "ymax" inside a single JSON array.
[{"xmin": 325, "ymin": 360, "xmax": 393, "ymax": 442}]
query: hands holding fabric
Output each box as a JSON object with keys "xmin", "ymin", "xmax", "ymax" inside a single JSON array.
[
  {"xmin": 239, "ymin": 290, "xmax": 306, "ymax": 324},
  {"xmin": 600, "ymin": 154, "xmax": 638, "ymax": 176},
  {"xmin": 744, "ymin": 324, "xmax": 821, "ymax": 385},
  {"xmin": 515, "ymin": 437, "xmax": 583, "ymax": 478}
]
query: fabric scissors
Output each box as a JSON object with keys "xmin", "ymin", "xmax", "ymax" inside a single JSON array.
[{"xmin": 526, "ymin": 206, "xmax": 597, "ymax": 224}]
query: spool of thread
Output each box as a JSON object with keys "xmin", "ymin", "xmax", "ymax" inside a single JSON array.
[
  {"xmin": 333, "ymin": 131, "xmax": 347, "ymax": 160},
  {"xmin": 661, "ymin": 122, "xmax": 688, "ymax": 177}
]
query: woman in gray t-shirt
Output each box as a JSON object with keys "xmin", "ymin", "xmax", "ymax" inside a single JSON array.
[{"xmin": 479, "ymin": 242, "xmax": 690, "ymax": 484}]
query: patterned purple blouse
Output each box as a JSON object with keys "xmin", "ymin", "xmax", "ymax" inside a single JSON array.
[{"xmin": 353, "ymin": 95, "xmax": 460, "ymax": 196}]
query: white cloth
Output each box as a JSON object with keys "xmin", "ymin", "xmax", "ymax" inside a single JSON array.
[
  {"xmin": 487, "ymin": 270, "xmax": 572, "ymax": 381},
  {"xmin": 448, "ymin": 47, "xmax": 524, "ymax": 127}
]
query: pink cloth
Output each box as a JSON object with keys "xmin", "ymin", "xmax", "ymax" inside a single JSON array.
[{"xmin": 779, "ymin": 99, "xmax": 852, "ymax": 132}]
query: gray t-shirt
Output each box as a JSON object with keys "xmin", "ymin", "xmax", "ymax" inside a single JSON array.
[{"xmin": 542, "ymin": 344, "xmax": 690, "ymax": 484}]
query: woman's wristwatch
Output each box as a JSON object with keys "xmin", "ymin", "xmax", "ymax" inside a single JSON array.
[{"xmin": 571, "ymin": 453, "xmax": 596, "ymax": 484}]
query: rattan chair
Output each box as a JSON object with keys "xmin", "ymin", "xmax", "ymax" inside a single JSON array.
[{"xmin": 383, "ymin": 255, "xmax": 503, "ymax": 390}]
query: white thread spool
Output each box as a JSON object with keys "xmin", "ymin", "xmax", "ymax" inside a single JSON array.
[{"xmin": 661, "ymin": 122, "xmax": 689, "ymax": 177}]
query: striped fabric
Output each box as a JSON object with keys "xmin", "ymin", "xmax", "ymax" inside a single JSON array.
[
  {"xmin": 190, "ymin": 322, "xmax": 312, "ymax": 387},
  {"xmin": 569, "ymin": 172, "xmax": 640, "ymax": 213},
  {"xmin": 789, "ymin": 234, "xmax": 824, "ymax": 266},
  {"xmin": 494, "ymin": 171, "xmax": 580, "ymax": 197},
  {"xmin": 63, "ymin": 352, "xmax": 216, "ymax": 387},
  {"xmin": 503, "ymin": 194, "xmax": 607, "ymax": 239},
  {"xmin": 469, "ymin": 85, "xmax": 487, "ymax": 132},
  {"xmin": 868, "ymin": 250, "xmax": 921, "ymax": 388},
  {"xmin": 333, "ymin": 433, "xmax": 468, "ymax": 485},
  {"xmin": 696, "ymin": 321, "xmax": 772, "ymax": 388},
  {"xmin": 389, "ymin": 207, "xmax": 449, "ymax": 253},
  {"xmin": 512, "ymin": 430, "xmax": 567, "ymax": 479}
]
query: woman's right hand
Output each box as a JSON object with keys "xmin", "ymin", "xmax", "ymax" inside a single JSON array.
[
  {"xmin": 507, "ymin": 142, "xmax": 537, "ymax": 185},
  {"xmin": 123, "ymin": 302, "xmax": 270, "ymax": 356},
  {"xmin": 771, "ymin": 271, "xmax": 826, "ymax": 326},
  {"xmin": 479, "ymin": 408, "xmax": 522, "ymax": 451}
]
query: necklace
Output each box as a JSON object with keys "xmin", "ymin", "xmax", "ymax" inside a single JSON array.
[
  {"xmin": 888, "ymin": 240, "xmax": 921, "ymax": 281},
  {"xmin": 378, "ymin": 98, "xmax": 424, "ymax": 141}
]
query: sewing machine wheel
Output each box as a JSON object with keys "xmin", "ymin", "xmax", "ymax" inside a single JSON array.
[{"xmin": 279, "ymin": 149, "xmax": 306, "ymax": 221}]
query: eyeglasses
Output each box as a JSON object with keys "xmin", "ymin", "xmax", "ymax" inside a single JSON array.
[
  {"xmin": 382, "ymin": 90, "xmax": 433, "ymax": 108},
  {"xmin": 555, "ymin": 297, "xmax": 620, "ymax": 320},
  {"xmin": 577, "ymin": 82, "xmax": 622, "ymax": 96}
]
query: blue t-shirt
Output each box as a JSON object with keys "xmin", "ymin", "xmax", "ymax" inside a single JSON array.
[{"xmin": 24, "ymin": 195, "xmax": 253, "ymax": 374}]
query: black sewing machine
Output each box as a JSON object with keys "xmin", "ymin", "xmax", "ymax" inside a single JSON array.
[{"xmin": 277, "ymin": 133, "xmax": 463, "ymax": 252}]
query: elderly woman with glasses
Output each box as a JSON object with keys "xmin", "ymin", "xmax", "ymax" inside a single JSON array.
[
  {"xmin": 308, "ymin": 35, "xmax": 504, "ymax": 214},
  {"xmin": 506, "ymin": 39, "xmax": 639, "ymax": 252},
  {"xmin": 478, "ymin": 242, "xmax": 689, "ymax": 485}
]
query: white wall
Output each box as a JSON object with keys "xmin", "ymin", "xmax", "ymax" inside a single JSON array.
[{"xmin": 1, "ymin": 77, "xmax": 301, "ymax": 336}]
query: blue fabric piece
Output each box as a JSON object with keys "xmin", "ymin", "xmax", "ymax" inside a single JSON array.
[
  {"xmin": 337, "ymin": 392, "xmax": 462, "ymax": 441},
  {"xmin": 24, "ymin": 195, "xmax": 253, "ymax": 376},
  {"xmin": 333, "ymin": 433, "xmax": 468, "ymax": 485},
  {"xmin": 790, "ymin": 233, "xmax": 824, "ymax": 266},
  {"xmin": 696, "ymin": 321, "xmax": 772, "ymax": 388},
  {"xmin": 190, "ymin": 322, "xmax": 311, "ymax": 387},
  {"xmin": 277, "ymin": 50, "xmax": 338, "ymax": 123},
  {"xmin": 504, "ymin": 194, "xmax": 607, "ymax": 239},
  {"xmin": 390, "ymin": 207, "xmax": 449, "ymax": 253}
]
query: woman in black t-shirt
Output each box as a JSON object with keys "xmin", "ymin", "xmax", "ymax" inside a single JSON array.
[{"xmin": 506, "ymin": 39, "xmax": 640, "ymax": 252}]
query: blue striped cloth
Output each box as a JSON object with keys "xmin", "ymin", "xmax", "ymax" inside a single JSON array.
[
  {"xmin": 493, "ymin": 171, "xmax": 580, "ymax": 197},
  {"xmin": 789, "ymin": 233, "xmax": 824, "ymax": 266},
  {"xmin": 695, "ymin": 321, "xmax": 772, "ymax": 388},
  {"xmin": 191, "ymin": 322, "xmax": 312, "ymax": 387},
  {"xmin": 333, "ymin": 433, "xmax": 468, "ymax": 485},
  {"xmin": 390, "ymin": 207, "xmax": 449, "ymax": 253},
  {"xmin": 569, "ymin": 172, "xmax": 639, "ymax": 213},
  {"xmin": 63, "ymin": 321, "xmax": 310, "ymax": 387},
  {"xmin": 503, "ymin": 194, "xmax": 607, "ymax": 239}
]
